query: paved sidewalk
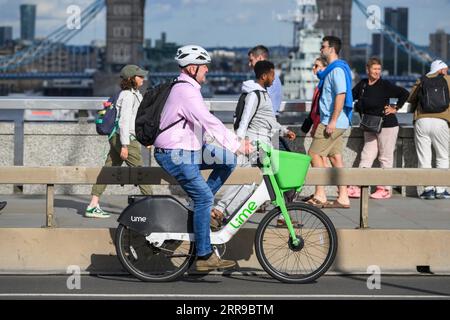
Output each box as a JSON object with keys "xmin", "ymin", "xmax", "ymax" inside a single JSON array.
[{"xmin": 0, "ymin": 193, "xmax": 449, "ymax": 229}]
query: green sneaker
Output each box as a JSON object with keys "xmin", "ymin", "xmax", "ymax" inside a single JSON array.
[{"xmin": 85, "ymin": 206, "xmax": 111, "ymax": 218}]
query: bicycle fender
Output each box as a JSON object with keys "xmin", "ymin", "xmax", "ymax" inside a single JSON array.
[{"xmin": 117, "ymin": 195, "xmax": 193, "ymax": 236}]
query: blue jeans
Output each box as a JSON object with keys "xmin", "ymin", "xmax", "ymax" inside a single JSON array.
[{"xmin": 154, "ymin": 144, "xmax": 237, "ymax": 256}]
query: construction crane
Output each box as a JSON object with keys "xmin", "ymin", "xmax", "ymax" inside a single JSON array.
[
  {"xmin": 353, "ymin": 0, "xmax": 437, "ymax": 74},
  {"xmin": 0, "ymin": 0, "xmax": 105, "ymax": 72},
  {"xmin": 279, "ymin": 0, "xmax": 441, "ymax": 74}
]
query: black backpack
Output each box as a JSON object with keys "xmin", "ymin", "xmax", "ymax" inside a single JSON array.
[
  {"xmin": 233, "ymin": 90, "xmax": 262, "ymax": 131},
  {"xmin": 135, "ymin": 79, "xmax": 188, "ymax": 147},
  {"xmin": 418, "ymin": 74, "xmax": 450, "ymax": 113}
]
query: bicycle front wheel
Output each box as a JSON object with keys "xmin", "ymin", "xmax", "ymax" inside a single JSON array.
[
  {"xmin": 115, "ymin": 224, "xmax": 196, "ymax": 282},
  {"xmin": 255, "ymin": 202, "xmax": 338, "ymax": 284}
]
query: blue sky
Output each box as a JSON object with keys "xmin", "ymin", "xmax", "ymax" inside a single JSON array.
[{"xmin": 0, "ymin": 0, "xmax": 449, "ymax": 47}]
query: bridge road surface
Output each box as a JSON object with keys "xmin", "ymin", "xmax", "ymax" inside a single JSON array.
[
  {"xmin": 0, "ymin": 274, "xmax": 450, "ymax": 300},
  {"xmin": 1, "ymin": 194, "xmax": 450, "ymax": 304}
]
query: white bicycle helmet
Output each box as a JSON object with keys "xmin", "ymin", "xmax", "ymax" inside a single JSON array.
[{"xmin": 175, "ymin": 45, "xmax": 212, "ymax": 67}]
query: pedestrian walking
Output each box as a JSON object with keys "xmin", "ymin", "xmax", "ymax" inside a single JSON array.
[
  {"xmin": 85, "ymin": 65, "xmax": 153, "ymax": 218},
  {"xmin": 408, "ymin": 60, "xmax": 450, "ymax": 200}
]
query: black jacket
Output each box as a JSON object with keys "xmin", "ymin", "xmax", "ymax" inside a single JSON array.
[{"xmin": 352, "ymin": 78, "xmax": 409, "ymax": 128}]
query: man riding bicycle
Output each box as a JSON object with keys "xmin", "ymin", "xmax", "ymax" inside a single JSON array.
[{"xmin": 153, "ymin": 45, "xmax": 253, "ymax": 272}]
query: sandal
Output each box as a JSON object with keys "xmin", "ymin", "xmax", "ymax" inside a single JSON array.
[
  {"xmin": 305, "ymin": 197, "xmax": 327, "ymax": 208},
  {"xmin": 323, "ymin": 200, "xmax": 350, "ymax": 209},
  {"xmin": 348, "ymin": 186, "xmax": 361, "ymax": 198}
]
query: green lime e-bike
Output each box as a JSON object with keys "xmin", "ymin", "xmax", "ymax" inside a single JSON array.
[{"xmin": 115, "ymin": 142, "xmax": 338, "ymax": 283}]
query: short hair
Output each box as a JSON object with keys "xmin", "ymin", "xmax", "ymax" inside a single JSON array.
[
  {"xmin": 322, "ymin": 36, "xmax": 342, "ymax": 55},
  {"xmin": 254, "ymin": 60, "xmax": 275, "ymax": 79},
  {"xmin": 367, "ymin": 57, "xmax": 382, "ymax": 68},
  {"xmin": 248, "ymin": 45, "xmax": 269, "ymax": 59},
  {"xmin": 315, "ymin": 56, "xmax": 328, "ymax": 67}
]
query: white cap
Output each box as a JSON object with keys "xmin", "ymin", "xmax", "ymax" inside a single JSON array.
[{"xmin": 427, "ymin": 60, "xmax": 448, "ymax": 75}]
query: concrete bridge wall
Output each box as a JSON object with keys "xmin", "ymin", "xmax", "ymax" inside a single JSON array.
[{"xmin": 0, "ymin": 122, "xmax": 430, "ymax": 196}]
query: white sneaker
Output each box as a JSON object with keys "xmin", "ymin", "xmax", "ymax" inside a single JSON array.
[{"xmin": 85, "ymin": 206, "xmax": 111, "ymax": 218}]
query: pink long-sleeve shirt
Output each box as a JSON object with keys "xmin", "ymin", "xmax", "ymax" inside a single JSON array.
[{"xmin": 153, "ymin": 73, "xmax": 241, "ymax": 153}]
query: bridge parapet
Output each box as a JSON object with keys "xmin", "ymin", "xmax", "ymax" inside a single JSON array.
[{"xmin": 0, "ymin": 166, "xmax": 449, "ymax": 228}]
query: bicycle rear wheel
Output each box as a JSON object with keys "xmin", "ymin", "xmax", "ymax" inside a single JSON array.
[
  {"xmin": 115, "ymin": 224, "xmax": 195, "ymax": 282},
  {"xmin": 255, "ymin": 202, "xmax": 338, "ymax": 284}
]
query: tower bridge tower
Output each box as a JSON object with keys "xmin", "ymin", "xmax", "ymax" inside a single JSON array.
[{"xmin": 105, "ymin": 0, "xmax": 145, "ymax": 72}]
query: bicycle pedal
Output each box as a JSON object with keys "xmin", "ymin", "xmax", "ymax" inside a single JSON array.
[{"xmin": 212, "ymin": 244, "xmax": 227, "ymax": 259}]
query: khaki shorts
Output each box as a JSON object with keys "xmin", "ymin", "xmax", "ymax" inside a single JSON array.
[{"xmin": 309, "ymin": 123, "xmax": 346, "ymax": 157}]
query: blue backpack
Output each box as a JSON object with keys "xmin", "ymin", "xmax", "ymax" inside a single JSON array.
[{"xmin": 96, "ymin": 92, "xmax": 120, "ymax": 138}]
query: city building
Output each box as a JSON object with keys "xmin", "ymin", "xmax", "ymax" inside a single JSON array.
[
  {"xmin": 429, "ymin": 29, "xmax": 450, "ymax": 63},
  {"xmin": 350, "ymin": 43, "xmax": 371, "ymax": 74},
  {"xmin": 384, "ymin": 7, "xmax": 408, "ymax": 75},
  {"xmin": 0, "ymin": 26, "xmax": 13, "ymax": 47},
  {"xmin": 19, "ymin": 44, "xmax": 103, "ymax": 73},
  {"xmin": 372, "ymin": 7, "xmax": 409, "ymax": 75},
  {"xmin": 0, "ymin": 42, "xmax": 104, "ymax": 96},
  {"xmin": 210, "ymin": 50, "xmax": 236, "ymax": 59},
  {"xmin": 105, "ymin": 0, "xmax": 145, "ymax": 72},
  {"xmin": 315, "ymin": 0, "xmax": 352, "ymax": 60},
  {"xmin": 385, "ymin": 7, "xmax": 408, "ymax": 38},
  {"xmin": 155, "ymin": 32, "xmax": 167, "ymax": 49},
  {"xmin": 144, "ymin": 39, "xmax": 152, "ymax": 49},
  {"xmin": 143, "ymin": 32, "xmax": 179, "ymax": 73},
  {"xmin": 372, "ymin": 33, "xmax": 382, "ymax": 57},
  {"xmin": 20, "ymin": 4, "xmax": 36, "ymax": 41}
]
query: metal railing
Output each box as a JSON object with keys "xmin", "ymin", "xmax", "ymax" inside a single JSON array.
[
  {"xmin": 0, "ymin": 96, "xmax": 309, "ymax": 111},
  {"xmin": 0, "ymin": 166, "xmax": 449, "ymax": 228},
  {"xmin": 0, "ymin": 97, "xmax": 309, "ymax": 173},
  {"xmin": 0, "ymin": 97, "xmax": 414, "ymax": 167},
  {"xmin": 0, "ymin": 96, "xmax": 412, "ymax": 112}
]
